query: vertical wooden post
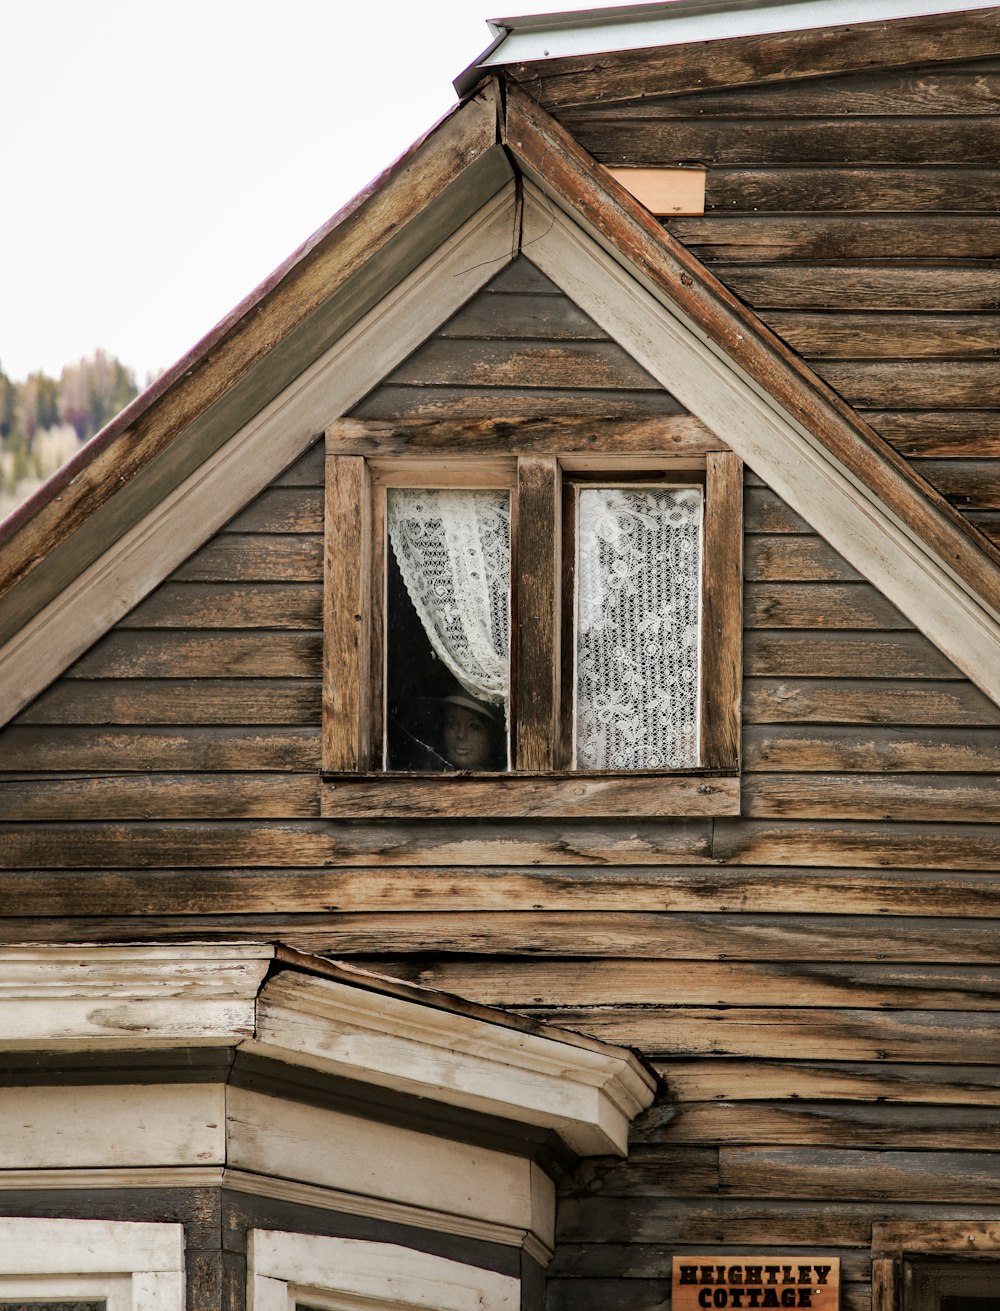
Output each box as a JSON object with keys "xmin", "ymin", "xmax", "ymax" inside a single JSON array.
[
  {"xmin": 323, "ymin": 454, "xmax": 372, "ymax": 772},
  {"xmin": 701, "ymin": 451, "xmax": 743, "ymax": 771},
  {"xmin": 515, "ymin": 456, "xmax": 561, "ymax": 771},
  {"xmin": 872, "ymin": 1257, "xmax": 898, "ymax": 1311}
]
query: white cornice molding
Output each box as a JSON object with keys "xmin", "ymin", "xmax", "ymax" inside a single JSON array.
[
  {"xmin": 0, "ymin": 943, "xmax": 273, "ymax": 1046},
  {"xmin": 0, "ymin": 944, "xmax": 657, "ymax": 1158},
  {"xmin": 251, "ymin": 969, "xmax": 656, "ymax": 1156}
]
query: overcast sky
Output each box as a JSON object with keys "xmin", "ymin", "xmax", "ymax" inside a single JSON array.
[{"xmin": 1, "ymin": 0, "xmax": 638, "ymax": 385}]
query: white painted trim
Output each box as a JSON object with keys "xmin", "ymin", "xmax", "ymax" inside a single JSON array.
[
  {"xmin": 0, "ymin": 1084, "xmax": 226, "ymax": 1170},
  {"xmin": 252, "ymin": 968, "xmax": 657, "ymax": 1156},
  {"xmin": 0, "ymin": 1217, "xmax": 185, "ymax": 1311},
  {"xmin": 223, "ymin": 1168, "xmax": 550, "ymax": 1258},
  {"xmin": 0, "ymin": 944, "xmax": 272, "ymax": 1046},
  {"xmin": 0, "ymin": 1165, "xmax": 549, "ymax": 1259},
  {"xmin": 519, "ymin": 182, "xmax": 1000, "ymax": 706},
  {"xmin": 248, "ymin": 1231, "xmax": 519, "ymax": 1311},
  {"xmin": 227, "ymin": 1085, "xmax": 555, "ymax": 1247},
  {"xmin": 0, "ymin": 946, "xmax": 657, "ymax": 1160},
  {"xmin": 478, "ymin": 0, "xmax": 1000, "ymax": 66},
  {"xmin": 0, "ymin": 184, "xmax": 516, "ymax": 728}
]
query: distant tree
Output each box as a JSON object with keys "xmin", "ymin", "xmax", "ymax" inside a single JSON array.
[
  {"xmin": 0, "ymin": 369, "xmax": 15, "ymax": 439},
  {"xmin": 16, "ymin": 370, "xmax": 60, "ymax": 446},
  {"xmin": 59, "ymin": 349, "xmax": 138, "ymax": 441}
]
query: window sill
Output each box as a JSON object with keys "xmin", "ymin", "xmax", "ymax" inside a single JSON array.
[{"xmin": 320, "ymin": 771, "xmax": 740, "ymax": 819}]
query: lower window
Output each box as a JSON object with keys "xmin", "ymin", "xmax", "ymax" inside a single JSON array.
[{"xmin": 908, "ymin": 1262, "xmax": 1000, "ymax": 1311}]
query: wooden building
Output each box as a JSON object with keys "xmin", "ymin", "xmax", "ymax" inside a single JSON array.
[{"xmin": 0, "ymin": 1, "xmax": 999, "ymax": 1307}]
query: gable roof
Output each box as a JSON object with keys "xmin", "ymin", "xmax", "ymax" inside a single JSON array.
[{"xmin": 1, "ymin": 32, "xmax": 999, "ymax": 724}]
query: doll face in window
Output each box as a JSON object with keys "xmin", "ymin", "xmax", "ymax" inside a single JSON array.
[{"xmin": 442, "ymin": 705, "xmax": 494, "ymax": 770}]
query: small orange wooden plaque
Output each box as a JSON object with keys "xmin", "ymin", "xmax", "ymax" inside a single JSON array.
[{"xmin": 672, "ymin": 1257, "xmax": 840, "ymax": 1311}]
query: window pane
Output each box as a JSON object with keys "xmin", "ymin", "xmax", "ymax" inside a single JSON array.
[
  {"xmin": 386, "ymin": 488, "xmax": 510, "ymax": 772},
  {"xmin": 575, "ymin": 485, "xmax": 702, "ymax": 770}
]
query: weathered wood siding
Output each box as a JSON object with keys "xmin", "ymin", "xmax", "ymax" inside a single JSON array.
[
  {"xmin": 0, "ymin": 258, "xmax": 998, "ymax": 1310},
  {"xmin": 544, "ymin": 55, "xmax": 1000, "ymax": 545}
]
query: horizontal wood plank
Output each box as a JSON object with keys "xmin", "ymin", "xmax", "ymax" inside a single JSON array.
[
  {"xmin": 172, "ymin": 534, "xmax": 323, "ymax": 583},
  {"xmin": 574, "ymin": 116, "xmax": 1000, "ymax": 166},
  {"xmin": 764, "ymin": 313, "xmax": 1000, "ymax": 361},
  {"xmin": 0, "ymin": 868, "xmax": 996, "ymax": 918},
  {"xmin": 357, "ymin": 957, "xmax": 1000, "ymax": 1006},
  {"xmin": 712, "ymin": 819, "xmax": 1000, "ymax": 868},
  {"xmin": 116, "ymin": 583, "xmax": 322, "ymax": 630},
  {"xmin": 0, "ymin": 820, "xmax": 714, "ymax": 868},
  {"xmin": 327, "ymin": 415, "xmax": 716, "ymax": 457},
  {"xmin": 664, "ymin": 1102, "xmax": 1000, "ymax": 1150},
  {"xmin": 744, "ymin": 678, "xmax": 1000, "ymax": 726},
  {"xmin": 521, "ymin": 1007, "xmax": 1000, "ymax": 1063},
  {"xmin": 862, "ymin": 411, "xmax": 1000, "ymax": 458},
  {"xmin": 66, "ymin": 633, "xmax": 321, "ymax": 679},
  {"xmin": 386, "ymin": 338, "xmax": 663, "ymax": 390},
  {"xmin": 557, "ymin": 1196, "xmax": 1000, "ymax": 1246},
  {"xmin": 520, "ymin": 9, "xmax": 1000, "ymax": 109},
  {"xmin": 719, "ymin": 1147, "xmax": 1000, "ymax": 1202},
  {"xmin": 549, "ymin": 1245, "xmax": 866, "ymax": 1280},
  {"xmin": 603, "ymin": 65, "xmax": 1000, "ymax": 118},
  {"xmin": 742, "ymin": 773, "xmax": 1000, "ymax": 821},
  {"xmin": 352, "ymin": 385, "xmax": 687, "ymax": 420},
  {"xmin": 818, "ymin": 364, "xmax": 1000, "ymax": 412},
  {"xmin": 437, "ymin": 290, "xmax": 607, "ymax": 341},
  {"xmin": 668, "ymin": 216, "xmax": 1000, "ymax": 262},
  {"xmin": 744, "ymin": 583, "xmax": 908, "ymax": 629},
  {"xmin": 743, "ymin": 725, "xmax": 1000, "ymax": 772},
  {"xmin": 713, "ymin": 264, "xmax": 1000, "ymax": 311},
  {"xmin": 705, "ymin": 167, "xmax": 1000, "ymax": 212},
  {"xmin": 0, "ymin": 725, "xmax": 320, "ymax": 771},
  {"xmin": 321, "ymin": 773, "xmax": 740, "ymax": 819},
  {"xmin": 745, "ymin": 632, "xmax": 960, "ymax": 679},
  {"xmin": 225, "ymin": 488, "xmax": 323, "ymax": 534},
  {"xmin": 15, "ymin": 680, "xmax": 321, "ymax": 726},
  {"xmin": 0, "ymin": 773, "xmax": 320, "ymax": 821},
  {"xmin": 656, "ymin": 1060, "xmax": 1000, "ymax": 1107},
  {"xmin": 745, "ymin": 536, "xmax": 860, "ymax": 582}
]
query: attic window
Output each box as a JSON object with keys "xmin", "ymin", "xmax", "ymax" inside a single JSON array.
[{"xmin": 321, "ymin": 417, "xmax": 741, "ymax": 819}]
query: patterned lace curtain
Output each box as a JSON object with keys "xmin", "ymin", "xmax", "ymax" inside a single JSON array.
[
  {"xmin": 575, "ymin": 486, "xmax": 703, "ymax": 770},
  {"xmin": 387, "ymin": 489, "xmax": 511, "ymax": 712}
]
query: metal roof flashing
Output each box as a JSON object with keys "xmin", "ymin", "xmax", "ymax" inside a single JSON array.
[{"xmin": 454, "ymin": 0, "xmax": 1000, "ymax": 86}]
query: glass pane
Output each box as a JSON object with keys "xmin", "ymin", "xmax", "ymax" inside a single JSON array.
[
  {"xmin": 575, "ymin": 485, "xmax": 702, "ymax": 770},
  {"xmin": 385, "ymin": 488, "xmax": 510, "ymax": 772}
]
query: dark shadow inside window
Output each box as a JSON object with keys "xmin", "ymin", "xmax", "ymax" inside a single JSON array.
[{"xmin": 385, "ymin": 544, "xmax": 507, "ymax": 772}]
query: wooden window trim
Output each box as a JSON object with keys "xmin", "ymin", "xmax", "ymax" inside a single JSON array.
[
  {"xmin": 321, "ymin": 416, "xmax": 742, "ymax": 819},
  {"xmin": 248, "ymin": 1230, "xmax": 520, "ymax": 1311},
  {"xmin": 872, "ymin": 1222, "xmax": 1000, "ymax": 1311}
]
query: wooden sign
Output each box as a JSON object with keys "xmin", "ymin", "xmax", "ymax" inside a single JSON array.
[{"xmin": 673, "ymin": 1258, "xmax": 840, "ymax": 1311}]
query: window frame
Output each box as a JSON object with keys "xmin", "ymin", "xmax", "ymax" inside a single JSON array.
[
  {"xmin": 0, "ymin": 1218, "xmax": 185, "ymax": 1311},
  {"xmin": 873, "ymin": 1222, "xmax": 1000, "ymax": 1311},
  {"xmin": 321, "ymin": 417, "xmax": 742, "ymax": 819},
  {"xmin": 247, "ymin": 1230, "xmax": 519, "ymax": 1311}
]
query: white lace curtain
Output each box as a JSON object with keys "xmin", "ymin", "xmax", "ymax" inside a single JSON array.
[
  {"xmin": 575, "ymin": 486, "xmax": 703, "ymax": 771},
  {"xmin": 387, "ymin": 489, "xmax": 511, "ymax": 712}
]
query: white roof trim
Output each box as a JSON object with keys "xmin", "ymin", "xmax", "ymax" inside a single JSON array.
[
  {"xmin": 478, "ymin": 0, "xmax": 999, "ymax": 64},
  {"xmin": 516, "ymin": 180, "xmax": 1000, "ymax": 705}
]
